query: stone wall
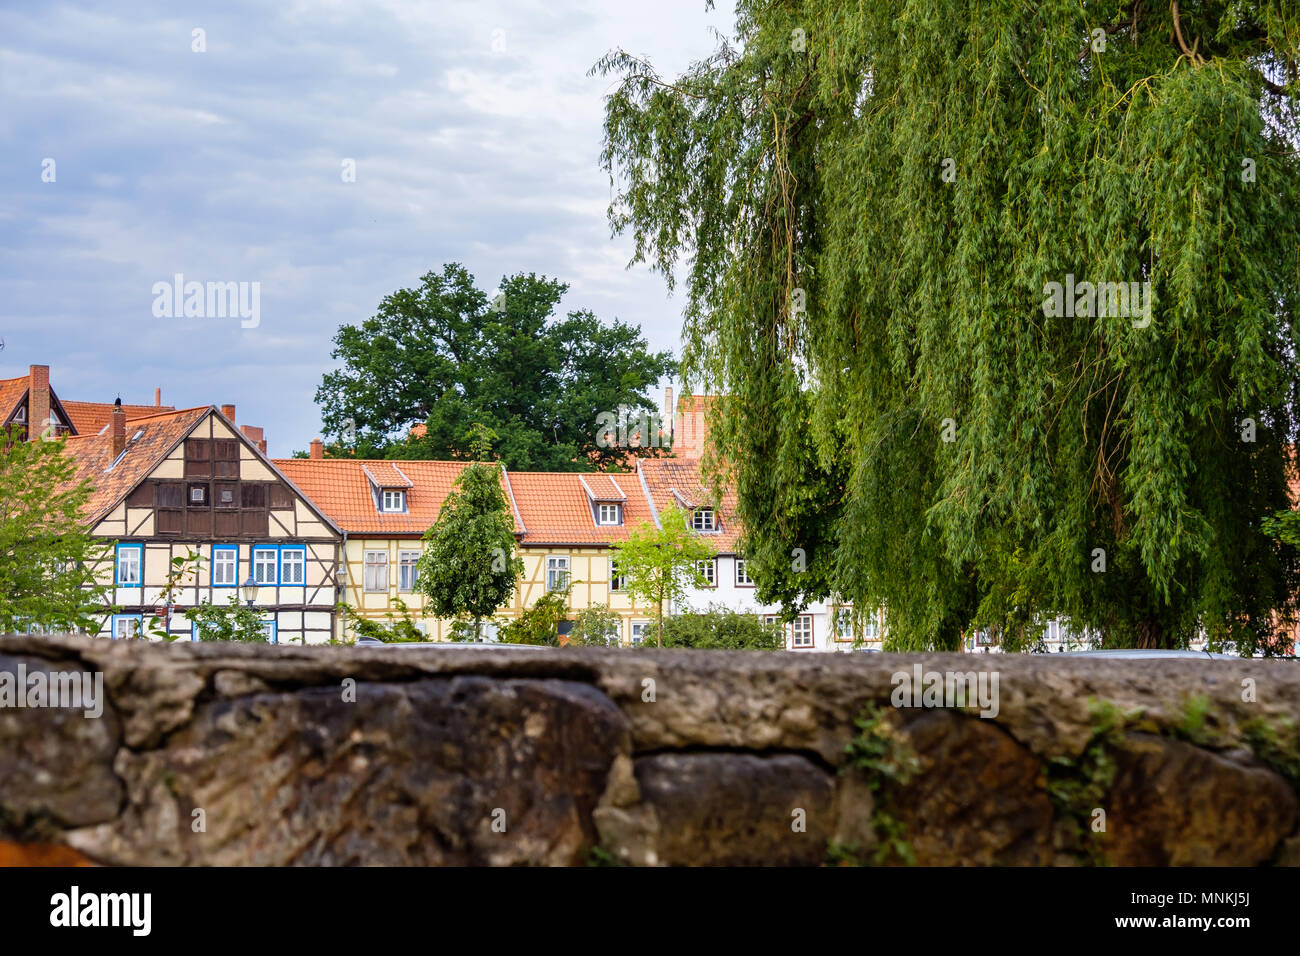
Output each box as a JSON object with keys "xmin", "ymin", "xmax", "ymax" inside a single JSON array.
[{"xmin": 1, "ymin": 635, "xmax": 1298, "ymax": 866}]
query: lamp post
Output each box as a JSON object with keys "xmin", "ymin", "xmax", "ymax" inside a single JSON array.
[{"xmin": 241, "ymin": 574, "xmax": 259, "ymax": 609}]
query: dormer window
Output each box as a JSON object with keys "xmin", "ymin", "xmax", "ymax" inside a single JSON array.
[
  {"xmin": 597, "ymin": 503, "xmax": 621, "ymax": 525},
  {"xmin": 692, "ymin": 508, "xmax": 716, "ymax": 532},
  {"xmin": 381, "ymin": 489, "xmax": 406, "ymax": 512}
]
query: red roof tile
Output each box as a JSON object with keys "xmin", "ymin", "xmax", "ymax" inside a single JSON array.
[
  {"xmin": 509, "ymin": 472, "xmax": 655, "ymax": 546},
  {"xmin": 637, "ymin": 457, "xmax": 742, "ymax": 551},
  {"xmin": 273, "ymin": 458, "xmax": 521, "ymax": 536},
  {"xmin": 63, "ymin": 400, "xmax": 176, "ymax": 435}
]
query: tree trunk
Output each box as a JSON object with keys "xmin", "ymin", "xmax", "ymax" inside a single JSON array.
[{"xmin": 1136, "ymin": 617, "xmax": 1168, "ymax": 649}]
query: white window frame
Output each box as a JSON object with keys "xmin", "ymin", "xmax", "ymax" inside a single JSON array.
[
  {"xmin": 630, "ymin": 621, "xmax": 652, "ymax": 646},
  {"xmin": 364, "ymin": 550, "xmax": 389, "ymax": 592},
  {"xmin": 791, "ymin": 615, "xmax": 814, "ymax": 649},
  {"xmin": 692, "ymin": 508, "xmax": 716, "ymax": 532},
  {"xmin": 609, "ymin": 559, "xmax": 625, "ymax": 592},
  {"xmin": 212, "ymin": 547, "xmax": 238, "ymax": 587},
  {"xmin": 381, "ymin": 489, "xmax": 406, "ymax": 512},
  {"xmin": 546, "ymin": 556, "xmax": 569, "ymax": 593},
  {"xmin": 735, "ymin": 558, "xmax": 754, "ymax": 587},
  {"xmin": 112, "ymin": 615, "xmax": 142, "ymax": 640},
  {"xmin": 696, "ymin": 558, "xmax": 716, "ymax": 587},
  {"xmin": 281, "ymin": 547, "xmax": 306, "ymax": 586},
  {"xmin": 252, "ymin": 547, "xmax": 278, "ymax": 586},
  {"xmin": 398, "ymin": 550, "xmax": 420, "ymax": 592},
  {"xmin": 116, "ymin": 544, "xmax": 142, "ymax": 586}
]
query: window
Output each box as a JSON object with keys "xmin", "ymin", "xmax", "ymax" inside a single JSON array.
[
  {"xmin": 115, "ymin": 544, "xmax": 142, "ymax": 586},
  {"xmin": 696, "ymin": 559, "xmax": 716, "ymax": 587},
  {"xmin": 630, "ymin": 621, "xmax": 652, "ymax": 646},
  {"xmin": 863, "ymin": 612, "xmax": 879, "ymax": 642},
  {"xmin": 1043, "ymin": 619, "xmax": 1060, "ymax": 644},
  {"xmin": 834, "ymin": 608, "xmax": 855, "ymax": 642},
  {"xmin": 281, "ymin": 547, "xmax": 306, "ymax": 586},
  {"xmin": 546, "ymin": 556, "xmax": 569, "ymax": 592},
  {"xmin": 364, "ymin": 551, "xmax": 389, "ymax": 592},
  {"xmin": 112, "ymin": 615, "xmax": 142, "ymax": 640},
  {"xmin": 398, "ymin": 551, "xmax": 420, "ymax": 592},
  {"xmin": 212, "ymin": 547, "xmax": 238, "ymax": 587},
  {"xmin": 260, "ymin": 620, "xmax": 277, "ymax": 644},
  {"xmin": 189, "ymin": 484, "xmax": 207, "ymax": 505},
  {"xmin": 692, "ymin": 508, "xmax": 716, "ymax": 532},
  {"xmin": 735, "ymin": 559, "xmax": 754, "ymax": 587},
  {"xmin": 381, "ymin": 489, "xmax": 406, "ymax": 512},
  {"xmin": 597, "ymin": 503, "xmax": 621, "ymax": 525},
  {"xmin": 253, "ymin": 547, "xmax": 277, "ymax": 585},
  {"xmin": 609, "ymin": 559, "xmax": 625, "ymax": 592},
  {"xmin": 791, "ymin": 615, "xmax": 814, "ymax": 648},
  {"xmin": 215, "ymin": 483, "xmax": 237, "ymax": 509}
]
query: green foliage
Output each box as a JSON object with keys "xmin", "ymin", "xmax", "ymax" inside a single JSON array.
[
  {"xmin": 313, "ymin": 262, "xmax": 676, "ymax": 470},
  {"xmin": 348, "ymin": 597, "xmax": 426, "ymax": 643},
  {"xmin": 568, "ymin": 604, "xmax": 623, "ymax": 646},
  {"xmin": 0, "ymin": 426, "xmax": 115, "ymax": 634},
  {"xmin": 611, "ymin": 503, "xmax": 717, "ymax": 646},
  {"xmin": 498, "ymin": 584, "xmax": 570, "ymax": 646},
  {"xmin": 147, "ymin": 550, "xmax": 203, "ymax": 641},
  {"xmin": 841, "ymin": 703, "xmax": 921, "ymax": 865},
  {"xmin": 658, "ymin": 605, "xmax": 785, "ymax": 650},
  {"xmin": 1241, "ymin": 715, "xmax": 1300, "ymax": 792},
  {"xmin": 186, "ymin": 596, "xmax": 270, "ymax": 643},
  {"xmin": 415, "ymin": 457, "xmax": 523, "ymax": 640},
  {"xmin": 596, "ymin": 3, "xmax": 1300, "ymax": 652}
]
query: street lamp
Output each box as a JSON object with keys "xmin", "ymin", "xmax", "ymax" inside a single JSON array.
[{"xmin": 241, "ymin": 574, "xmax": 259, "ymax": 608}]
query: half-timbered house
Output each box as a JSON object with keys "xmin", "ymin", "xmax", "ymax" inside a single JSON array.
[{"xmin": 65, "ymin": 402, "xmax": 342, "ymax": 643}]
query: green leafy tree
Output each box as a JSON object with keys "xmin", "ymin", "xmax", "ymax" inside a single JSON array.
[
  {"xmin": 313, "ymin": 262, "xmax": 676, "ymax": 470},
  {"xmin": 568, "ymin": 603, "xmax": 623, "ymax": 646},
  {"xmin": 659, "ymin": 605, "xmax": 785, "ymax": 650},
  {"xmin": 415, "ymin": 434, "xmax": 523, "ymax": 640},
  {"xmin": 186, "ymin": 596, "xmax": 270, "ymax": 642},
  {"xmin": 498, "ymin": 583, "xmax": 571, "ymax": 645},
  {"xmin": 595, "ymin": 2, "xmax": 1300, "ymax": 653},
  {"xmin": 0, "ymin": 426, "xmax": 114, "ymax": 634},
  {"xmin": 611, "ymin": 503, "xmax": 717, "ymax": 646},
  {"xmin": 344, "ymin": 597, "xmax": 426, "ymax": 643}
]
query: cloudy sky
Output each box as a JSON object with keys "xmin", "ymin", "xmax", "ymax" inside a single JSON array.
[{"xmin": 0, "ymin": 0, "xmax": 734, "ymax": 455}]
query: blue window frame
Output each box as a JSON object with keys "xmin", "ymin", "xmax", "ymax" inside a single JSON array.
[
  {"xmin": 261, "ymin": 620, "xmax": 277, "ymax": 644},
  {"xmin": 111, "ymin": 614, "xmax": 143, "ymax": 640},
  {"xmin": 279, "ymin": 546, "xmax": 307, "ymax": 586},
  {"xmin": 211, "ymin": 545, "xmax": 238, "ymax": 587},
  {"xmin": 115, "ymin": 543, "xmax": 143, "ymax": 586},
  {"xmin": 252, "ymin": 546, "xmax": 278, "ymax": 586}
]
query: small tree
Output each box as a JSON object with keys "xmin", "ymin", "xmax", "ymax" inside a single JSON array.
[
  {"xmin": 612, "ymin": 503, "xmax": 716, "ymax": 646},
  {"xmin": 0, "ymin": 425, "xmax": 114, "ymax": 634},
  {"xmin": 498, "ymin": 584, "xmax": 571, "ymax": 646},
  {"xmin": 415, "ymin": 426, "xmax": 523, "ymax": 640},
  {"xmin": 186, "ymin": 596, "xmax": 270, "ymax": 642},
  {"xmin": 660, "ymin": 606, "xmax": 785, "ymax": 650},
  {"xmin": 569, "ymin": 604, "xmax": 623, "ymax": 647}
]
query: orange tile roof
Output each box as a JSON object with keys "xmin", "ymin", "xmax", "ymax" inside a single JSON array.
[
  {"xmin": 509, "ymin": 471, "xmax": 656, "ymax": 546},
  {"xmin": 578, "ymin": 473, "xmax": 626, "ymax": 501},
  {"xmin": 63, "ymin": 400, "xmax": 176, "ymax": 435},
  {"xmin": 273, "ymin": 458, "xmax": 522, "ymax": 536},
  {"xmin": 637, "ymin": 457, "xmax": 743, "ymax": 551},
  {"xmin": 62, "ymin": 407, "xmax": 210, "ymax": 524},
  {"xmin": 361, "ymin": 461, "xmax": 414, "ymax": 489},
  {"xmin": 0, "ymin": 376, "xmax": 27, "ymax": 422}
]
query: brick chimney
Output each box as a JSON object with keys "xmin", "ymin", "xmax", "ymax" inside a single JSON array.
[
  {"xmin": 28, "ymin": 365, "xmax": 50, "ymax": 442},
  {"xmin": 111, "ymin": 398, "xmax": 126, "ymax": 456},
  {"xmin": 309, "ymin": 438, "xmax": 324, "ymax": 460},
  {"xmin": 664, "ymin": 385, "xmax": 674, "ymax": 449},
  {"xmin": 241, "ymin": 424, "xmax": 267, "ymax": 455},
  {"xmin": 154, "ymin": 387, "xmax": 162, "ymax": 407},
  {"xmin": 221, "ymin": 404, "xmax": 236, "ymax": 424}
]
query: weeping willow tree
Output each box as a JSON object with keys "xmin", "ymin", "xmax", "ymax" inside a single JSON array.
[{"xmin": 594, "ymin": 1, "xmax": 1300, "ymax": 652}]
